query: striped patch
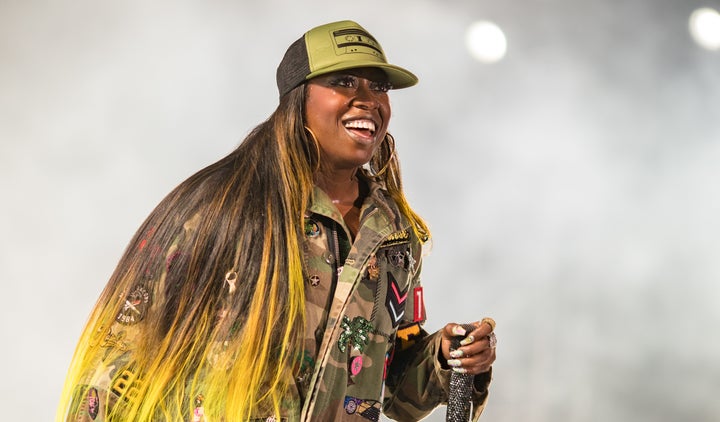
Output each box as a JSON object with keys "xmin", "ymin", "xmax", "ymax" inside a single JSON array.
[{"xmin": 385, "ymin": 273, "xmax": 407, "ymax": 328}]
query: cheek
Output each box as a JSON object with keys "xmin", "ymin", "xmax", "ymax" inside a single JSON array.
[
  {"xmin": 306, "ymin": 95, "xmax": 343, "ymax": 130},
  {"xmin": 379, "ymin": 103, "xmax": 392, "ymax": 133}
]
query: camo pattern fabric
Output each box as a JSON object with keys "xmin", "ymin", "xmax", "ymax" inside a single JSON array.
[
  {"xmin": 298, "ymin": 178, "xmax": 490, "ymax": 421},
  {"xmin": 62, "ymin": 174, "xmax": 491, "ymax": 421}
]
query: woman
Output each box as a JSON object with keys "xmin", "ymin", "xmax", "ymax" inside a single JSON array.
[{"xmin": 58, "ymin": 20, "xmax": 496, "ymax": 421}]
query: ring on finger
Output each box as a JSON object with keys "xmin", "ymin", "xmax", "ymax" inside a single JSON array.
[
  {"xmin": 481, "ymin": 317, "xmax": 496, "ymax": 331},
  {"xmin": 487, "ymin": 332, "xmax": 497, "ymax": 348}
]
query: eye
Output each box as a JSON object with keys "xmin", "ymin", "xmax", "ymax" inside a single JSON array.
[
  {"xmin": 329, "ymin": 75, "xmax": 359, "ymax": 89},
  {"xmin": 370, "ymin": 81, "xmax": 393, "ymax": 93}
]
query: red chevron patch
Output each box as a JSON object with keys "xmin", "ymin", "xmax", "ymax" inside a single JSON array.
[{"xmin": 386, "ymin": 272, "xmax": 407, "ymax": 328}]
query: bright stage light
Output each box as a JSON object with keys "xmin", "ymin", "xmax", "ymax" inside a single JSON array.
[
  {"xmin": 689, "ymin": 7, "xmax": 720, "ymax": 51},
  {"xmin": 465, "ymin": 21, "xmax": 507, "ymax": 63}
]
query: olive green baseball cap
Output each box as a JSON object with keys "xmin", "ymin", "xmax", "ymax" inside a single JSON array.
[{"xmin": 276, "ymin": 20, "xmax": 418, "ymax": 98}]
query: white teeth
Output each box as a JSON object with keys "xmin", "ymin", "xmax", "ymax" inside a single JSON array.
[{"xmin": 344, "ymin": 119, "xmax": 376, "ymax": 133}]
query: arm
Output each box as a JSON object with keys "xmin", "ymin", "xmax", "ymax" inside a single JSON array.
[{"xmin": 382, "ymin": 258, "xmax": 493, "ymax": 421}]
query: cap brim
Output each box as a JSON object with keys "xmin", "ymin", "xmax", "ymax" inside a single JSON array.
[{"xmin": 305, "ymin": 62, "xmax": 418, "ymax": 90}]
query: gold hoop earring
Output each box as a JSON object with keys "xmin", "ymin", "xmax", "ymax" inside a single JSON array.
[
  {"xmin": 304, "ymin": 126, "xmax": 321, "ymax": 173},
  {"xmin": 373, "ymin": 133, "xmax": 396, "ymax": 177}
]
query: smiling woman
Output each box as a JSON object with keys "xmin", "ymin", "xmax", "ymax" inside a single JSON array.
[
  {"xmin": 56, "ymin": 20, "xmax": 497, "ymax": 422},
  {"xmin": 305, "ymin": 68, "xmax": 391, "ymax": 173}
]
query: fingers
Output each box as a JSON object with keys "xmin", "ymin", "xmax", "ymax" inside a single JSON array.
[
  {"xmin": 442, "ymin": 318, "xmax": 497, "ymax": 375},
  {"xmin": 447, "ymin": 348, "xmax": 495, "ymax": 374}
]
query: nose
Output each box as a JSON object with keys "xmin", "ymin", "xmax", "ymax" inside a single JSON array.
[{"xmin": 351, "ymin": 81, "xmax": 380, "ymax": 110}]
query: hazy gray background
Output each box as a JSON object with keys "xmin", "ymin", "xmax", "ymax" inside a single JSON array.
[{"xmin": 2, "ymin": 0, "xmax": 719, "ymax": 420}]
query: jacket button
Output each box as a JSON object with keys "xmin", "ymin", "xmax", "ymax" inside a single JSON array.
[
  {"xmin": 309, "ymin": 275, "xmax": 320, "ymax": 287},
  {"xmin": 324, "ymin": 252, "xmax": 335, "ymax": 264}
]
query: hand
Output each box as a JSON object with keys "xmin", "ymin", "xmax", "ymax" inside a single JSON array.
[{"xmin": 440, "ymin": 317, "xmax": 497, "ymax": 375}]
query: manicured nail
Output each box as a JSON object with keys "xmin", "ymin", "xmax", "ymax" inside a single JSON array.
[
  {"xmin": 452, "ymin": 367, "xmax": 468, "ymax": 374},
  {"xmin": 460, "ymin": 335, "xmax": 475, "ymax": 346},
  {"xmin": 452, "ymin": 325, "xmax": 467, "ymax": 336},
  {"xmin": 450, "ymin": 349, "xmax": 464, "ymax": 358},
  {"xmin": 447, "ymin": 359, "xmax": 462, "ymax": 367}
]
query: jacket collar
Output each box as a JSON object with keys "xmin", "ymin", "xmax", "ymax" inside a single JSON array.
[{"xmin": 307, "ymin": 171, "xmax": 408, "ymax": 235}]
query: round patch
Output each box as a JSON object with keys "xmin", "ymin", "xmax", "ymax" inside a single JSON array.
[
  {"xmin": 304, "ymin": 219, "xmax": 321, "ymax": 238},
  {"xmin": 116, "ymin": 285, "xmax": 150, "ymax": 325},
  {"xmin": 350, "ymin": 356, "xmax": 363, "ymax": 376},
  {"xmin": 345, "ymin": 399, "xmax": 357, "ymax": 414}
]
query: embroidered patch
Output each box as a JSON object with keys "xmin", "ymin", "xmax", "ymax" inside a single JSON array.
[
  {"xmin": 304, "ymin": 218, "xmax": 321, "ymax": 238},
  {"xmin": 343, "ymin": 396, "xmax": 381, "ymax": 421},
  {"xmin": 86, "ymin": 387, "xmax": 99, "ymax": 420},
  {"xmin": 298, "ymin": 349, "xmax": 315, "ymax": 373},
  {"xmin": 338, "ymin": 316, "xmax": 374, "ymax": 353},
  {"xmin": 192, "ymin": 394, "xmax": 205, "ymax": 422},
  {"xmin": 350, "ymin": 355, "xmax": 363, "ymax": 376},
  {"xmin": 385, "ymin": 273, "xmax": 407, "ymax": 328},
  {"xmin": 365, "ymin": 255, "xmax": 379, "ymax": 281},
  {"xmin": 385, "ymin": 246, "xmax": 406, "ymax": 269},
  {"xmin": 383, "ymin": 349, "xmax": 393, "ymax": 381},
  {"xmin": 111, "ymin": 368, "xmax": 142, "ymax": 404},
  {"xmin": 380, "ymin": 229, "xmax": 410, "ymax": 247},
  {"xmin": 413, "ymin": 286, "xmax": 425, "ymax": 322},
  {"xmin": 100, "ymin": 329, "xmax": 130, "ymax": 351},
  {"xmin": 406, "ymin": 249, "xmax": 417, "ymax": 273},
  {"xmin": 116, "ymin": 285, "xmax": 150, "ymax": 325},
  {"xmin": 396, "ymin": 322, "xmax": 422, "ymax": 351}
]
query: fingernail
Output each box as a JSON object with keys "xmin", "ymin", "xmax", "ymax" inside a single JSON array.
[
  {"xmin": 452, "ymin": 367, "xmax": 468, "ymax": 374},
  {"xmin": 449, "ymin": 349, "xmax": 464, "ymax": 358},
  {"xmin": 452, "ymin": 325, "xmax": 466, "ymax": 336},
  {"xmin": 447, "ymin": 359, "xmax": 462, "ymax": 367},
  {"xmin": 460, "ymin": 335, "xmax": 475, "ymax": 346}
]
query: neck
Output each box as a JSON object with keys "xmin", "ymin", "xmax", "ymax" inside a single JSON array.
[{"xmin": 314, "ymin": 168, "xmax": 360, "ymax": 205}]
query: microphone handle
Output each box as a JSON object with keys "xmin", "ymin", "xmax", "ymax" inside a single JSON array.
[{"xmin": 446, "ymin": 323, "xmax": 476, "ymax": 422}]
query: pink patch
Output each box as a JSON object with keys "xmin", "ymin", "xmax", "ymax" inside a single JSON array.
[
  {"xmin": 390, "ymin": 280, "xmax": 408, "ymax": 303},
  {"xmin": 350, "ymin": 356, "xmax": 363, "ymax": 376}
]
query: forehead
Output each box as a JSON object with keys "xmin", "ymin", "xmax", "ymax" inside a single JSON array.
[{"xmin": 312, "ymin": 67, "xmax": 389, "ymax": 83}]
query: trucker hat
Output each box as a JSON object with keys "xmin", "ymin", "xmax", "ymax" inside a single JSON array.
[{"xmin": 276, "ymin": 20, "xmax": 418, "ymax": 98}]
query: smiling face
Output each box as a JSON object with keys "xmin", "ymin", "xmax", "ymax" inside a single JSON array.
[{"xmin": 305, "ymin": 67, "xmax": 392, "ymax": 173}]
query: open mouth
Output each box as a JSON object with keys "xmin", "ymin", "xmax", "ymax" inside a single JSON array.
[{"xmin": 344, "ymin": 119, "xmax": 376, "ymax": 137}]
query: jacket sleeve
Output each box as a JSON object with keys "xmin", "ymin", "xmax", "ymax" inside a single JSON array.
[
  {"xmin": 63, "ymin": 215, "xmax": 199, "ymax": 422},
  {"xmin": 382, "ymin": 256, "xmax": 492, "ymax": 421}
]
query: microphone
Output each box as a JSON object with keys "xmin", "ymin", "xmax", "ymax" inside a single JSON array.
[{"xmin": 446, "ymin": 323, "xmax": 477, "ymax": 422}]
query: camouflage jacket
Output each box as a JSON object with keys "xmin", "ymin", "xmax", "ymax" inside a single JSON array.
[
  {"xmin": 295, "ymin": 178, "xmax": 490, "ymax": 421},
  {"xmin": 65, "ymin": 176, "xmax": 490, "ymax": 421}
]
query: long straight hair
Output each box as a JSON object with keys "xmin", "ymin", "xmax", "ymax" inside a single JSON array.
[{"xmin": 57, "ymin": 84, "xmax": 429, "ymax": 421}]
